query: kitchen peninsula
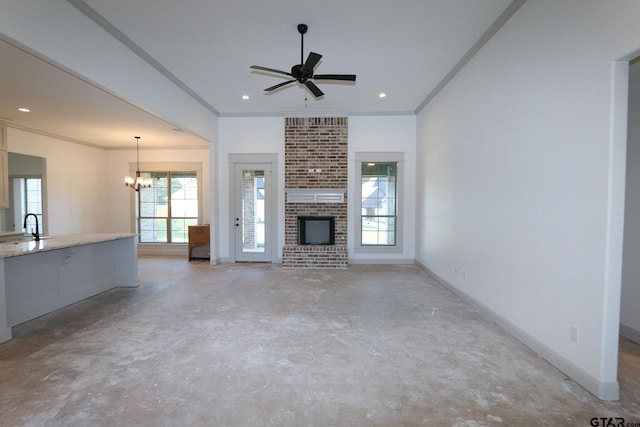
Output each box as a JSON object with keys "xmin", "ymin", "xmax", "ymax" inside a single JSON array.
[{"xmin": 0, "ymin": 233, "xmax": 138, "ymax": 343}]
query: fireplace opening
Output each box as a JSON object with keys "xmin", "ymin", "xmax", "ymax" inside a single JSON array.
[{"xmin": 298, "ymin": 216, "xmax": 335, "ymax": 245}]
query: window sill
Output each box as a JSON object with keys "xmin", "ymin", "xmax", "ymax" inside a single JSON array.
[{"xmin": 353, "ymin": 245, "xmax": 403, "ymax": 254}]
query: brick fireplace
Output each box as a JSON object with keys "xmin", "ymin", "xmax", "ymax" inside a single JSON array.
[{"xmin": 282, "ymin": 117, "xmax": 348, "ymax": 268}]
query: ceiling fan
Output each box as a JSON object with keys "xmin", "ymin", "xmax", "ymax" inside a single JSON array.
[{"xmin": 250, "ymin": 24, "xmax": 356, "ymax": 98}]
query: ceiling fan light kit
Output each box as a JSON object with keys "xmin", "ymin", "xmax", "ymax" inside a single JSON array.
[{"xmin": 250, "ymin": 24, "xmax": 356, "ymax": 98}]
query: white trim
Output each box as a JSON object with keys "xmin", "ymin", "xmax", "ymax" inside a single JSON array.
[
  {"xmin": 228, "ymin": 154, "xmax": 279, "ymax": 263},
  {"xmin": 218, "ymin": 111, "xmax": 418, "ymax": 118},
  {"xmin": 282, "ymin": 111, "xmax": 351, "ymax": 118},
  {"xmin": 349, "ymin": 257, "xmax": 413, "ymax": 265},
  {"xmin": 128, "ymin": 162, "xmax": 204, "ymax": 243},
  {"xmin": 286, "ymin": 188, "xmax": 345, "ymax": 203},
  {"xmin": 416, "ymin": 261, "xmax": 620, "ymax": 401},
  {"xmin": 599, "ymin": 60, "xmax": 628, "ymax": 388},
  {"xmin": 354, "ymin": 152, "xmax": 404, "ymax": 254},
  {"xmin": 228, "ymin": 153, "xmax": 278, "ymax": 164}
]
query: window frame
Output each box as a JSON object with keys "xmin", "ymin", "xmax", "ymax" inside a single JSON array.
[
  {"xmin": 12, "ymin": 175, "xmax": 44, "ymax": 236},
  {"xmin": 137, "ymin": 171, "xmax": 198, "ymax": 244},
  {"xmin": 129, "ymin": 162, "xmax": 203, "ymax": 244},
  {"xmin": 354, "ymin": 152, "xmax": 404, "ymax": 254}
]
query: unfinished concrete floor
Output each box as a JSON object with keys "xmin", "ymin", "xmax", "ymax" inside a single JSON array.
[{"xmin": 0, "ymin": 258, "xmax": 639, "ymax": 426}]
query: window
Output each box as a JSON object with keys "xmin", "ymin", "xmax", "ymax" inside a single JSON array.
[
  {"xmin": 13, "ymin": 177, "xmax": 44, "ymax": 236},
  {"xmin": 361, "ymin": 162, "xmax": 396, "ymax": 245},
  {"xmin": 355, "ymin": 153, "xmax": 403, "ymax": 253},
  {"xmin": 137, "ymin": 171, "xmax": 198, "ymax": 243}
]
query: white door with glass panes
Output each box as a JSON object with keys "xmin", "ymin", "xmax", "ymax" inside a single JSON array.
[{"xmin": 232, "ymin": 163, "xmax": 273, "ymax": 262}]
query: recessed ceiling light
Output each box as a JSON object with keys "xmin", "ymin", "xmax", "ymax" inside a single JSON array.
[
  {"xmin": 378, "ymin": 93, "xmax": 386, "ymax": 98},
  {"xmin": 18, "ymin": 107, "xmax": 30, "ymax": 112},
  {"xmin": 242, "ymin": 95, "xmax": 250, "ymax": 100}
]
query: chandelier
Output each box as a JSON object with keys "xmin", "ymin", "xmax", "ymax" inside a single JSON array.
[{"xmin": 124, "ymin": 136, "xmax": 152, "ymax": 191}]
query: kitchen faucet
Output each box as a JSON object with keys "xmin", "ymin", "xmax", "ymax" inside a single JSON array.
[{"xmin": 23, "ymin": 213, "xmax": 40, "ymax": 242}]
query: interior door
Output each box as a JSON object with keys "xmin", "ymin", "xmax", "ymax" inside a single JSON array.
[{"xmin": 233, "ymin": 163, "xmax": 272, "ymax": 262}]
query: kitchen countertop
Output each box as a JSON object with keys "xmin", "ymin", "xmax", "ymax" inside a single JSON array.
[{"xmin": 0, "ymin": 233, "xmax": 136, "ymax": 258}]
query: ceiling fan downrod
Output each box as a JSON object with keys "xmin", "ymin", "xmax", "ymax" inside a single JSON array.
[{"xmin": 298, "ymin": 24, "xmax": 307, "ymax": 66}]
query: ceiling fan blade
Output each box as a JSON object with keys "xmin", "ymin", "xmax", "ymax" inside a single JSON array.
[
  {"xmin": 305, "ymin": 80, "xmax": 324, "ymax": 97},
  {"xmin": 301, "ymin": 52, "xmax": 322, "ymax": 75},
  {"xmin": 250, "ymin": 65, "xmax": 292, "ymax": 77},
  {"xmin": 313, "ymin": 74, "xmax": 357, "ymax": 82},
  {"xmin": 264, "ymin": 80, "xmax": 295, "ymax": 92}
]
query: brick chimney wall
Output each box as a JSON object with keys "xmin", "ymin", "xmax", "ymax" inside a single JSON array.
[{"xmin": 283, "ymin": 117, "xmax": 348, "ymax": 268}]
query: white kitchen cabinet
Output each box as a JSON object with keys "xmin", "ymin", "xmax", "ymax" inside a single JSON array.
[{"xmin": 0, "ymin": 234, "xmax": 138, "ymax": 342}]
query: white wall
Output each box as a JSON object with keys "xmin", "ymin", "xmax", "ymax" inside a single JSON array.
[
  {"xmin": 215, "ymin": 115, "xmax": 417, "ymax": 264},
  {"xmin": 348, "ymin": 115, "xmax": 416, "ymax": 263},
  {"xmin": 216, "ymin": 116, "xmax": 285, "ymax": 262},
  {"xmin": 621, "ymin": 62, "xmax": 640, "ymax": 343},
  {"xmin": 416, "ymin": 0, "xmax": 640, "ymax": 400},
  {"xmin": 7, "ymin": 128, "xmax": 108, "ymax": 234}
]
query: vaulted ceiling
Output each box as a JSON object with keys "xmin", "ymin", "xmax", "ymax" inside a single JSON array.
[{"xmin": 0, "ymin": 0, "xmax": 517, "ymax": 148}]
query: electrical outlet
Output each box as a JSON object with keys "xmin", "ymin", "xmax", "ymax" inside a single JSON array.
[{"xmin": 570, "ymin": 326, "xmax": 579, "ymax": 343}]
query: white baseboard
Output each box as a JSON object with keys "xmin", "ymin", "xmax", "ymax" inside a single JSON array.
[
  {"xmin": 213, "ymin": 257, "xmax": 282, "ymax": 264},
  {"xmin": 415, "ymin": 260, "xmax": 619, "ymax": 401},
  {"xmin": 349, "ymin": 257, "xmax": 414, "ymax": 265}
]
